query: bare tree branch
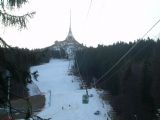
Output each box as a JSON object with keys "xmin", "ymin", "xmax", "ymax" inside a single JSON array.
[{"xmin": 0, "ymin": 37, "xmax": 11, "ymax": 48}]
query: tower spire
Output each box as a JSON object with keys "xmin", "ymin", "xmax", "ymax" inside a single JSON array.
[
  {"xmin": 65, "ymin": 9, "xmax": 77, "ymax": 42},
  {"xmin": 68, "ymin": 9, "xmax": 72, "ymax": 36},
  {"xmin": 69, "ymin": 9, "xmax": 71, "ymax": 32}
]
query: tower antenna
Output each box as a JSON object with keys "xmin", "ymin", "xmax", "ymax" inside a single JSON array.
[
  {"xmin": 68, "ymin": 9, "xmax": 73, "ymax": 37},
  {"xmin": 70, "ymin": 9, "xmax": 71, "ymax": 31}
]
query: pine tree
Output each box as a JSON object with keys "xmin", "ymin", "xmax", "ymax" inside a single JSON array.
[{"xmin": 0, "ymin": 0, "xmax": 35, "ymax": 47}]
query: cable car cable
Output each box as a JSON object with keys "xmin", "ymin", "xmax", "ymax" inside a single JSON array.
[{"xmin": 94, "ymin": 17, "xmax": 160, "ymax": 85}]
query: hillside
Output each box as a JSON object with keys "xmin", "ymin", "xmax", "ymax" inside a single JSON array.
[
  {"xmin": 75, "ymin": 39, "xmax": 160, "ymax": 120},
  {"xmin": 28, "ymin": 59, "xmax": 112, "ymax": 120}
]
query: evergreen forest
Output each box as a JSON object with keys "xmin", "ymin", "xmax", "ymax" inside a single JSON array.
[
  {"xmin": 0, "ymin": 45, "xmax": 65, "ymax": 104},
  {"xmin": 75, "ymin": 38, "xmax": 160, "ymax": 120}
]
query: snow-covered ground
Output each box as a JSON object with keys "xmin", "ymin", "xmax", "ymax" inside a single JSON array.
[{"xmin": 28, "ymin": 59, "xmax": 112, "ymax": 120}]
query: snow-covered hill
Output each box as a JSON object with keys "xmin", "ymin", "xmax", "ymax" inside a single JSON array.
[{"xmin": 29, "ymin": 59, "xmax": 112, "ymax": 120}]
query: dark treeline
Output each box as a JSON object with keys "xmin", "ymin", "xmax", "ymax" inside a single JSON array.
[
  {"xmin": 0, "ymin": 46, "xmax": 65, "ymax": 104},
  {"xmin": 75, "ymin": 38, "xmax": 160, "ymax": 120}
]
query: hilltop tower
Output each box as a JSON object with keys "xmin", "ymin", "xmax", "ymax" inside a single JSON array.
[
  {"xmin": 49, "ymin": 10, "xmax": 83, "ymax": 59},
  {"xmin": 65, "ymin": 10, "xmax": 78, "ymax": 43}
]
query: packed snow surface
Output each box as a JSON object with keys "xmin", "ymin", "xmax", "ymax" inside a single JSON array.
[{"xmin": 29, "ymin": 59, "xmax": 111, "ymax": 120}]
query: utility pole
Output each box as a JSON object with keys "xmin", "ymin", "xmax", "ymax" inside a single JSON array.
[{"xmin": 5, "ymin": 70, "xmax": 12, "ymax": 119}]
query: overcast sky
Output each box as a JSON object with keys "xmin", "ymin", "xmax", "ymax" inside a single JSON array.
[{"xmin": 0, "ymin": 0, "xmax": 160, "ymax": 49}]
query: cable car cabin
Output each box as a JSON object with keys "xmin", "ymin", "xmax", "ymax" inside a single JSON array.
[{"xmin": 82, "ymin": 95, "xmax": 89, "ymax": 104}]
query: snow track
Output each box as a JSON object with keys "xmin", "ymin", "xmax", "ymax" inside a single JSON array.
[{"xmin": 29, "ymin": 59, "xmax": 111, "ymax": 120}]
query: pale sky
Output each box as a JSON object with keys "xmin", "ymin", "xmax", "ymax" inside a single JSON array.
[{"xmin": 0, "ymin": 0, "xmax": 160, "ymax": 49}]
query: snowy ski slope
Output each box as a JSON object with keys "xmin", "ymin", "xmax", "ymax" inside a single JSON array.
[{"xmin": 29, "ymin": 59, "xmax": 111, "ymax": 120}]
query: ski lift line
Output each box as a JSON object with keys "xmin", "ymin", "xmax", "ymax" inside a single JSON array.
[
  {"xmin": 142, "ymin": 18, "xmax": 160, "ymax": 38},
  {"xmin": 78, "ymin": 50, "xmax": 87, "ymax": 69},
  {"xmin": 68, "ymin": 59, "xmax": 72, "ymax": 71},
  {"xmin": 86, "ymin": 0, "xmax": 93, "ymax": 19},
  {"xmin": 75, "ymin": 58, "xmax": 84, "ymax": 84},
  {"xmin": 68, "ymin": 59, "xmax": 70, "ymax": 70},
  {"xmin": 101, "ymin": 44, "xmax": 149, "ymax": 85},
  {"xmin": 75, "ymin": 58, "xmax": 86, "ymax": 87},
  {"xmin": 59, "ymin": 46, "xmax": 62, "ymax": 59},
  {"xmin": 75, "ymin": 58, "xmax": 88, "ymax": 95},
  {"xmin": 94, "ymin": 17, "xmax": 160, "ymax": 85}
]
